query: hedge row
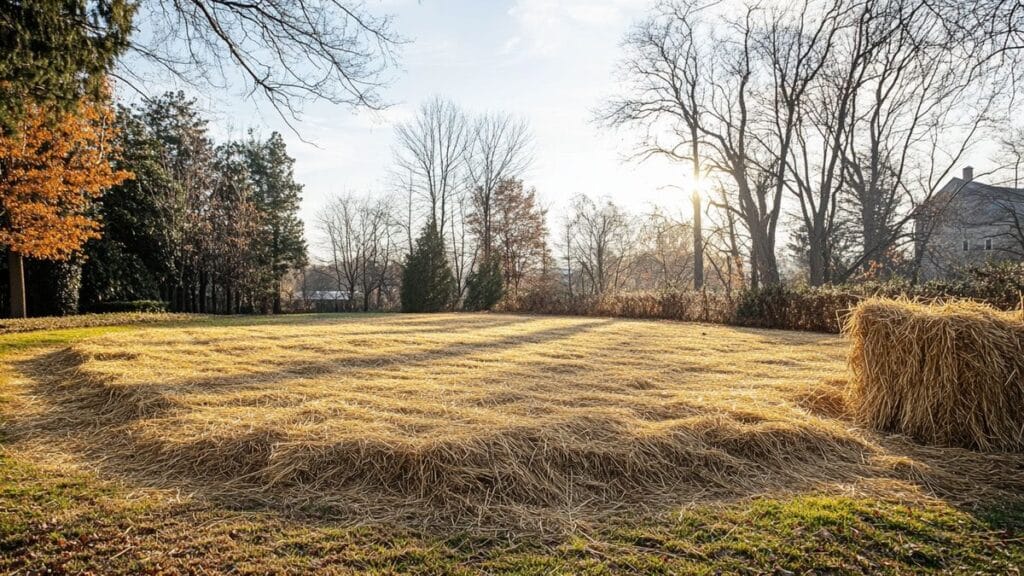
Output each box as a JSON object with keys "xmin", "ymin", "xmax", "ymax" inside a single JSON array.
[
  {"xmin": 502, "ymin": 264, "xmax": 1024, "ymax": 333},
  {"xmin": 90, "ymin": 300, "xmax": 169, "ymax": 313}
]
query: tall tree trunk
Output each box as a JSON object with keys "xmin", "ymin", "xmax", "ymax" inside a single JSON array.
[
  {"xmin": 692, "ymin": 192, "xmax": 704, "ymax": 290},
  {"xmin": 748, "ymin": 228, "xmax": 779, "ymax": 286},
  {"xmin": 199, "ymin": 272, "xmax": 208, "ymax": 313},
  {"xmin": 808, "ymin": 229, "xmax": 828, "ymax": 286},
  {"xmin": 8, "ymin": 251, "xmax": 25, "ymax": 318}
]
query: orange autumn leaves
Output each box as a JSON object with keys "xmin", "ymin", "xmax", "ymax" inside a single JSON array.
[{"xmin": 0, "ymin": 98, "xmax": 131, "ymax": 261}]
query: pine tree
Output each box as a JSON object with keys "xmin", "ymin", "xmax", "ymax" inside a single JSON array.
[
  {"xmin": 0, "ymin": 0, "xmax": 133, "ymax": 130},
  {"xmin": 131, "ymin": 92, "xmax": 214, "ymax": 312},
  {"xmin": 242, "ymin": 131, "xmax": 307, "ymax": 313},
  {"xmin": 81, "ymin": 96, "xmax": 198, "ymax": 310},
  {"xmin": 464, "ymin": 254, "xmax": 504, "ymax": 311},
  {"xmin": 401, "ymin": 222, "xmax": 455, "ymax": 312},
  {"xmin": 208, "ymin": 142, "xmax": 261, "ymax": 314}
]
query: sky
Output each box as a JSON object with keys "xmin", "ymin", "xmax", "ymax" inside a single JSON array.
[
  {"xmin": 137, "ymin": 0, "xmax": 689, "ymax": 251},
  {"xmin": 112, "ymin": 0, "xmax": 1007, "ymax": 263}
]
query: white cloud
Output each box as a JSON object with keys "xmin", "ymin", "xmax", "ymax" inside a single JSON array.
[
  {"xmin": 500, "ymin": 35, "xmax": 523, "ymax": 55},
  {"xmin": 507, "ymin": 0, "xmax": 649, "ymax": 54}
]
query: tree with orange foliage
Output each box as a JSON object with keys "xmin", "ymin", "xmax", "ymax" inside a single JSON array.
[{"xmin": 0, "ymin": 98, "xmax": 130, "ymax": 317}]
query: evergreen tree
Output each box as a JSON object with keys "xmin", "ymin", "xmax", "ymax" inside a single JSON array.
[
  {"xmin": 242, "ymin": 132, "xmax": 307, "ymax": 313},
  {"xmin": 83, "ymin": 102, "xmax": 308, "ymax": 315},
  {"xmin": 208, "ymin": 142, "xmax": 261, "ymax": 314},
  {"xmin": 0, "ymin": 0, "xmax": 133, "ymax": 130},
  {"xmin": 401, "ymin": 222, "xmax": 455, "ymax": 312},
  {"xmin": 128, "ymin": 92, "xmax": 214, "ymax": 312},
  {"xmin": 82, "ymin": 104, "xmax": 172, "ymax": 308},
  {"xmin": 464, "ymin": 254, "xmax": 504, "ymax": 311},
  {"xmin": 81, "ymin": 93, "xmax": 215, "ymax": 312},
  {"xmin": 26, "ymin": 259, "xmax": 82, "ymax": 316}
]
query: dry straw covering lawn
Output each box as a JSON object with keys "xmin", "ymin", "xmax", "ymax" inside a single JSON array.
[
  {"xmin": 0, "ymin": 311, "xmax": 196, "ymax": 335},
  {"xmin": 4, "ymin": 313, "xmax": 1023, "ymax": 533}
]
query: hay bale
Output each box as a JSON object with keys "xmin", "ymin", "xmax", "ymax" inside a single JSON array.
[{"xmin": 845, "ymin": 298, "xmax": 1024, "ymax": 451}]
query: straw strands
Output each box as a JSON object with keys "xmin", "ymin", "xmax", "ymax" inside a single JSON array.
[
  {"xmin": 4, "ymin": 313, "xmax": 1023, "ymax": 531},
  {"xmin": 846, "ymin": 299, "xmax": 1024, "ymax": 452}
]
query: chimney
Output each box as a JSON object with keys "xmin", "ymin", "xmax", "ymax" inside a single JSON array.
[{"xmin": 963, "ymin": 166, "xmax": 974, "ymax": 182}]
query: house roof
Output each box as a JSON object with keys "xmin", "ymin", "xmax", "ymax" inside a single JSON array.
[
  {"xmin": 942, "ymin": 177, "xmax": 1024, "ymax": 197},
  {"xmin": 915, "ymin": 176, "xmax": 1024, "ymax": 219},
  {"xmin": 303, "ymin": 290, "xmax": 351, "ymax": 300}
]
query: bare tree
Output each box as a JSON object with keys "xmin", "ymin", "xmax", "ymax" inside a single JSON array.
[
  {"xmin": 564, "ymin": 196, "xmax": 636, "ymax": 296},
  {"xmin": 448, "ymin": 190, "xmax": 476, "ymax": 302},
  {"xmin": 393, "ymin": 97, "xmax": 470, "ymax": 241},
  {"xmin": 356, "ymin": 195, "xmax": 400, "ymax": 311},
  {"xmin": 765, "ymin": 0, "xmax": 858, "ymax": 286},
  {"xmin": 633, "ymin": 208, "xmax": 694, "ymax": 291},
  {"xmin": 467, "ymin": 113, "xmax": 533, "ymax": 259},
  {"xmin": 702, "ymin": 6, "xmax": 787, "ymax": 286},
  {"xmin": 118, "ymin": 0, "xmax": 402, "ymax": 125},
  {"xmin": 318, "ymin": 191, "xmax": 403, "ymax": 311},
  {"xmin": 703, "ymin": 185, "xmax": 747, "ymax": 293},
  {"xmin": 785, "ymin": 0, "xmax": 1011, "ymax": 283},
  {"xmin": 607, "ymin": 0, "xmax": 786, "ymax": 285},
  {"xmin": 602, "ymin": 0, "xmax": 708, "ymax": 283},
  {"xmin": 612, "ymin": 0, "xmax": 1019, "ymax": 287},
  {"xmin": 317, "ymin": 193, "xmax": 361, "ymax": 309}
]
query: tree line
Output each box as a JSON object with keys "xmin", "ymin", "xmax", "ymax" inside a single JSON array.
[
  {"xmin": 307, "ymin": 92, "xmax": 744, "ymax": 312},
  {"xmin": 0, "ymin": 92, "xmax": 308, "ymax": 316},
  {"xmin": 308, "ymin": 98, "xmax": 552, "ymax": 312},
  {"xmin": 4, "ymin": 0, "xmax": 1023, "ymax": 317},
  {"xmin": 82, "ymin": 93, "xmax": 308, "ymax": 314},
  {"xmin": 1, "ymin": 0, "xmax": 399, "ymax": 317},
  {"xmin": 603, "ymin": 0, "xmax": 1023, "ymax": 288},
  {"xmin": 309, "ymin": 0, "xmax": 1024, "ymax": 316}
]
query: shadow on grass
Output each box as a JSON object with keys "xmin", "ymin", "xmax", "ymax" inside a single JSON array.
[
  {"xmin": 4, "ymin": 314, "xmax": 1024, "ymax": 535},
  {"xmin": 974, "ymin": 499, "xmax": 1024, "ymax": 532},
  {"xmin": 9, "ymin": 316, "xmax": 613, "ymax": 423}
]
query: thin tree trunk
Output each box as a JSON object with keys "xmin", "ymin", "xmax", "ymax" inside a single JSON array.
[
  {"xmin": 692, "ymin": 193, "xmax": 704, "ymax": 290},
  {"xmin": 8, "ymin": 251, "xmax": 26, "ymax": 318},
  {"xmin": 199, "ymin": 272, "xmax": 208, "ymax": 313}
]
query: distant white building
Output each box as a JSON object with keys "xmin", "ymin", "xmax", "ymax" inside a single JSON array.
[
  {"xmin": 298, "ymin": 290, "xmax": 352, "ymax": 312},
  {"xmin": 302, "ymin": 290, "xmax": 351, "ymax": 301}
]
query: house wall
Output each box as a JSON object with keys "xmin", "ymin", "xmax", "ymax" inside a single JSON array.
[
  {"xmin": 917, "ymin": 182, "xmax": 1024, "ymax": 280},
  {"xmin": 919, "ymin": 222, "xmax": 1017, "ymax": 280}
]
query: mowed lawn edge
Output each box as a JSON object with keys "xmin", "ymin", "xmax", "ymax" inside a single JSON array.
[{"xmin": 1, "ymin": 314, "xmax": 1022, "ymax": 574}]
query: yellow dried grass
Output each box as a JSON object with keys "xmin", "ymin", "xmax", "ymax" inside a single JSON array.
[
  {"xmin": 0, "ymin": 312, "xmax": 196, "ymax": 334},
  {"xmin": 4, "ymin": 313, "xmax": 1023, "ymax": 531},
  {"xmin": 846, "ymin": 298, "xmax": 1024, "ymax": 452}
]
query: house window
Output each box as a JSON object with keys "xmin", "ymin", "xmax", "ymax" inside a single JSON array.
[
  {"xmin": 985, "ymin": 238, "xmax": 993, "ymax": 251},
  {"xmin": 962, "ymin": 240, "xmax": 969, "ymax": 252}
]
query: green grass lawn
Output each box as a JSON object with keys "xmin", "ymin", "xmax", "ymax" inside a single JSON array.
[{"xmin": 1, "ymin": 314, "xmax": 1022, "ymax": 574}]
